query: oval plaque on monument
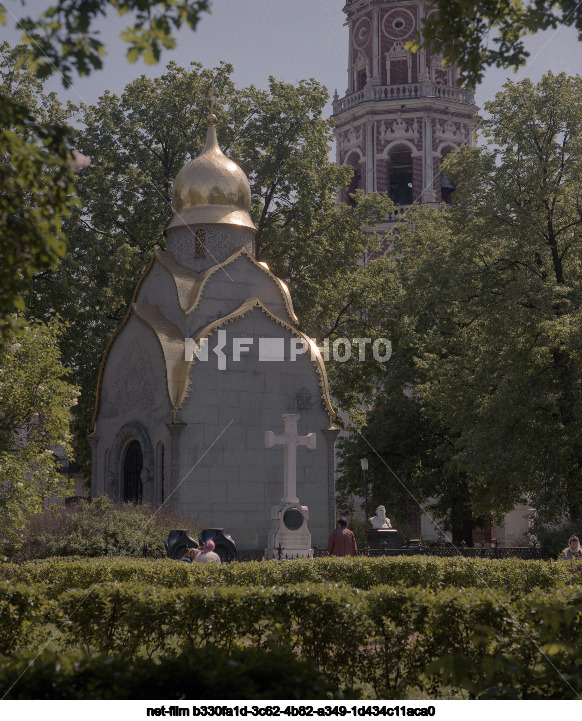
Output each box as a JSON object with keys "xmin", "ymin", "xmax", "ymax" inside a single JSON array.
[{"xmin": 283, "ymin": 507, "xmax": 304, "ymax": 531}]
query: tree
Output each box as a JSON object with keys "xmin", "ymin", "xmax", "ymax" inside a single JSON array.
[
  {"xmin": 339, "ymin": 73, "xmax": 582, "ymax": 539},
  {"xmin": 0, "ymin": 317, "xmax": 80, "ymax": 545},
  {"xmin": 0, "ymin": 0, "xmax": 210, "ymax": 86},
  {"xmin": 25, "ymin": 61, "xmax": 392, "ymax": 471},
  {"xmin": 413, "ymin": 0, "xmax": 582, "ymax": 88},
  {"xmin": 337, "ymin": 208, "xmax": 491, "ymax": 545},
  {"xmin": 434, "ymin": 72, "xmax": 582, "ymax": 525},
  {"xmin": 0, "ymin": 43, "xmax": 78, "ymax": 336}
]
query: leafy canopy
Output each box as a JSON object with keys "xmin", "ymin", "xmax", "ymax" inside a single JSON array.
[
  {"xmin": 0, "ymin": 0, "xmax": 211, "ymax": 86},
  {"xmin": 0, "ymin": 43, "xmax": 78, "ymax": 336},
  {"xmin": 0, "ymin": 0, "xmax": 210, "ymax": 333},
  {"xmin": 411, "ymin": 0, "xmax": 582, "ymax": 88}
]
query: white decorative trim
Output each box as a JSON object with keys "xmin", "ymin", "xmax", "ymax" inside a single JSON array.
[
  {"xmin": 434, "ymin": 119, "xmax": 464, "ymax": 142},
  {"xmin": 381, "ymin": 139, "xmax": 418, "ymax": 157},
  {"xmin": 343, "ymin": 148, "xmax": 364, "ymax": 164},
  {"xmin": 379, "ymin": 118, "xmax": 419, "ymax": 142},
  {"xmin": 338, "ymin": 126, "xmax": 364, "ymax": 151},
  {"xmin": 353, "ymin": 17, "xmax": 372, "ymax": 50}
]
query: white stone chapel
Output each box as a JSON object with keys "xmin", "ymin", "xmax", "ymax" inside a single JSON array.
[{"xmin": 88, "ymin": 113, "xmax": 339, "ymax": 549}]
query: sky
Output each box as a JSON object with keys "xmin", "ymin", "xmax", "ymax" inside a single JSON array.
[{"xmin": 2, "ymin": 0, "xmax": 582, "ymax": 130}]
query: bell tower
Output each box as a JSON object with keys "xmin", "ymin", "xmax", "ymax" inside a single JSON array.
[{"xmin": 333, "ymin": 0, "xmax": 477, "ymax": 221}]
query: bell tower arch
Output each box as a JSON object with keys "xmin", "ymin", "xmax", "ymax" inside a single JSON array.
[{"xmin": 334, "ymin": 0, "xmax": 477, "ymax": 223}]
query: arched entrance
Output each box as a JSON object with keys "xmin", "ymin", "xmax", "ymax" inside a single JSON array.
[
  {"xmin": 109, "ymin": 422, "xmax": 154, "ymax": 503},
  {"xmin": 123, "ymin": 440, "xmax": 143, "ymax": 503}
]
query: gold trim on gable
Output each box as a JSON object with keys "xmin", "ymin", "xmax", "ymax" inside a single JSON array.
[
  {"xmin": 132, "ymin": 304, "xmax": 192, "ymax": 418},
  {"xmin": 92, "ymin": 254, "xmax": 332, "ymax": 428},
  {"xmin": 155, "ymin": 245, "xmax": 299, "ymax": 325}
]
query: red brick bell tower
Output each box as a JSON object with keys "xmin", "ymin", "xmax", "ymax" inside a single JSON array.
[{"xmin": 333, "ymin": 0, "xmax": 477, "ymax": 224}]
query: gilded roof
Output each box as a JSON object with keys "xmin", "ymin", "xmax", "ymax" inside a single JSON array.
[{"xmin": 166, "ymin": 118, "xmax": 257, "ymax": 233}]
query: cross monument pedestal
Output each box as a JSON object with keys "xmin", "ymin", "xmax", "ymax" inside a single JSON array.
[{"xmin": 264, "ymin": 413, "xmax": 316, "ymax": 559}]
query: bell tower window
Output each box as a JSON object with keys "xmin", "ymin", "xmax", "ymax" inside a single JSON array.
[{"xmin": 388, "ymin": 149, "xmax": 413, "ymax": 205}]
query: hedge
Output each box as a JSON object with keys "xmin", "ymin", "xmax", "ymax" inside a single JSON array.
[
  {"xmin": 0, "ymin": 555, "xmax": 576, "ymax": 597},
  {"xmin": 2, "ymin": 579, "xmax": 582, "ymax": 698},
  {"xmin": 0, "ymin": 646, "xmax": 341, "ymax": 699}
]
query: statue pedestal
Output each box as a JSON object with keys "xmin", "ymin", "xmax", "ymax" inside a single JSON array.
[
  {"xmin": 265, "ymin": 502, "xmax": 313, "ymax": 559},
  {"xmin": 366, "ymin": 528, "xmax": 398, "ymax": 549}
]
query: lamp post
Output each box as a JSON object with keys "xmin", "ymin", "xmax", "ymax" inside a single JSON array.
[{"xmin": 360, "ymin": 457, "xmax": 369, "ymax": 521}]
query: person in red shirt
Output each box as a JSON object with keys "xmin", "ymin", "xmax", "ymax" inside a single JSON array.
[{"xmin": 327, "ymin": 517, "xmax": 358, "ymax": 557}]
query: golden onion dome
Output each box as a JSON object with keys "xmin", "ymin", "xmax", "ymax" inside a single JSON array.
[{"xmin": 166, "ymin": 114, "xmax": 257, "ymax": 233}]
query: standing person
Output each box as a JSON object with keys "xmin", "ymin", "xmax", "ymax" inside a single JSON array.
[
  {"xmin": 327, "ymin": 518, "xmax": 358, "ymax": 557},
  {"xmin": 195, "ymin": 539, "xmax": 221, "ymax": 564},
  {"xmin": 561, "ymin": 535, "xmax": 582, "ymax": 561}
]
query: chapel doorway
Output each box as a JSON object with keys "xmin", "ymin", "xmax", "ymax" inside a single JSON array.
[{"xmin": 123, "ymin": 440, "xmax": 143, "ymax": 503}]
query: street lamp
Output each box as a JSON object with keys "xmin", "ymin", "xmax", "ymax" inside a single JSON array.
[{"xmin": 360, "ymin": 458, "xmax": 368, "ymax": 520}]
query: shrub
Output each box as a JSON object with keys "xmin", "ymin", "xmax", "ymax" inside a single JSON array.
[
  {"xmin": 0, "ymin": 555, "xmax": 572, "ymax": 597},
  {"xmin": 5, "ymin": 495, "xmax": 198, "ymax": 561},
  {"xmin": 1, "ymin": 572, "xmax": 581, "ymax": 698},
  {"xmin": 0, "ymin": 646, "xmax": 342, "ymax": 699}
]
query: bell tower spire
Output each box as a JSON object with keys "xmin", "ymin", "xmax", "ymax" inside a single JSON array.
[{"xmin": 334, "ymin": 0, "xmax": 477, "ymax": 223}]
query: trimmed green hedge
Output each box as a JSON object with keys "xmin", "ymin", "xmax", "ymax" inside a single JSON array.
[
  {"xmin": 0, "ymin": 555, "xmax": 576, "ymax": 597},
  {"xmin": 2, "ymin": 577, "xmax": 582, "ymax": 698},
  {"xmin": 0, "ymin": 646, "xmax": 341, "ymax": 699}
]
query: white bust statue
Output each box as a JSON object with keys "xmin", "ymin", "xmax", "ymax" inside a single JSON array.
[{"xmin": 370, "ymin": 505, "xmax": 392, "ymax": 529}]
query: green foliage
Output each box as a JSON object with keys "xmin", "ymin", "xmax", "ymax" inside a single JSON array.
[
  {"xmin": 428, "ymin": 585, "xmax": 582, "ymax": 699},
  {"xmin": 0, "ymin": 43, "xmax": 78, "ymax": 335},
  {"xmin": 0, "ymin": 557, "xmax": 581, "ymax": 699},
  {"xmin": 0, "ymin": 317, "xmax": 79, "ymax": 544},
  {"xmin": 0, "ymin": 555, "xmax": 572, "ymax": 596},
  {"xmin": 411, "ymin": 0, "xmax": 582, "ymax": 88},
  {"xmin": 0, "ymin": 581, "xmax": 46, "ymax": 656},
  {"xmin": 1, "ymin": 1, "xmax": 211, "ymax": 86},
  {"xmin": 0, "ymin": 0, "xmax": 209, "ymax": 330},
  {"xmin": 0, "ymin": 645, "xmax": 341, "ymax": 700},
  {"xmin": 2, "ymin": 494, "xmax": 198, "ymax": 561}
]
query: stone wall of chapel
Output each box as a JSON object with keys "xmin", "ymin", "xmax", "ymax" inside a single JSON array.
[
  {"xmin": 178, "ymin": 309, "xmax": 333, "ymax": 550},
  {"xmin": 93, "ymin": 316, "xmax": 171, "ymax": 503}
]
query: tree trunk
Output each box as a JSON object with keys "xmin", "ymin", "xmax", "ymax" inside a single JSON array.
[{"xmin": 450, "ymin": 480, "xmax": 474, "ymax": 546}]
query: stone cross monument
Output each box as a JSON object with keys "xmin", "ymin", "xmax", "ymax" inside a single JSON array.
[{"xmin": 265, "ymin": 414, "xmax": 316, "ymax": 559}]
